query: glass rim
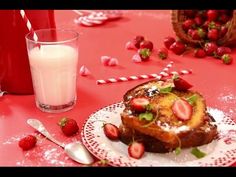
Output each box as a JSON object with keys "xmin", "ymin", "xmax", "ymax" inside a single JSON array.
[{"xmin": 25, "ymin": 28, "xmax": 79, "ymax": 44}]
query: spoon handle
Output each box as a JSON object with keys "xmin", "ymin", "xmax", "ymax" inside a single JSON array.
[{"xmin": 27, "ymin": 118, "xmax": 65, "ymax": 148}]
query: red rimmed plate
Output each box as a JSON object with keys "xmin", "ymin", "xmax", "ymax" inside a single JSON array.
[{"xmin": 81, "ymin": 102, "xmax": 236, "ymax": 166}]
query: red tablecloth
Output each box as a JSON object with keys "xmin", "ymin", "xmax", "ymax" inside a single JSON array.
[{"xmin": 0, "ymin": 10, "xmax": 235, "ymax": 166}]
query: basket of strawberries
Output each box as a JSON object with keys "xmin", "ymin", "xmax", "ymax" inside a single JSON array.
[
  {"xmin": 169, "ymin": 10, "xmax": 235, "ymax": 64},
  {"xmin": 171, "ymin": 10, "xmax": 236, "ymax": 46}
]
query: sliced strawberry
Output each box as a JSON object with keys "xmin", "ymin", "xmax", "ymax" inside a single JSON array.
[
  {"xmin": 130, "ymin": 97, "xmax": 150, "ymax": 112},
  {"xmin": 173, "ymin": 77, "xmax": 192, "ymax": 91},
  {"xmin": 172, "ymin": 99, "xmax": 193, "ymax": 121},
  {"xmin": 103, "ymin": 123, "xmax": 120, "ymax": 140},
  {"xmin": 128, "ymin": 142, "xmax": 145, "ymax": 159}
]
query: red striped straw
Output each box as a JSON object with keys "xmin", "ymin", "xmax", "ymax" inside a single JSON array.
[
  {"xmin": 20, "ymin": 10, "xmax": 39, "ymax": 42},
  {"xmin": 96, "ymin": 61, "xmax": 180, "ymax": 85},
  {"xmin": 96, "ymin": 69, "xmax": 192, "ymax": 85}
]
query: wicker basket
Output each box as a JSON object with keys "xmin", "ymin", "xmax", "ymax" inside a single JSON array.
[{"xmin": 171, "ymin": 10, "xmax": 236, "ymax": 47}]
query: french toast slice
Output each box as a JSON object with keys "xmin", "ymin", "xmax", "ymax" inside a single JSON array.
[
  {"xmin": 120, "ymin": 79, "xmax": 217, "ymax": 152},
  {"xmin": 119, "ymin": 115, "xmax": 217, "ymax": 152}
]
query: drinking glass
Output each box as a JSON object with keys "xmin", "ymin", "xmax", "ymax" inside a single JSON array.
[{"xmin": 25, "ymin": 28, "xmax": 79, "ymax": 113}]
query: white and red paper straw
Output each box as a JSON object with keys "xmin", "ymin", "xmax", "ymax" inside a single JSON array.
[
  {"xmin": 96, "ymin": 69, "xmax": 192, "ymax": 85},
  {"xmin": 20, "ymin": 10, "xmax": 38, "ymax": 42},
  {"xmin": 96, "ymin": 61, "xmax": 184, "ymax": 85},
  {"xmin": 73, "ymin": 10, "xmax": 122, "ymax": 27}
]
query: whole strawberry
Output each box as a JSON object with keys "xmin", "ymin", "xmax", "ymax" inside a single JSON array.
[
  {"xmin": 157, "ymin": 47, "xmax": 168, "ymax": 59},
  {"xmin": 219, "ymin": 26, "xmax": 228, "ymax": 38},
  {"xmin": 173, "ymin": 76, "xmax": 193, "ymax": 91},
  {"xmin": 204, "ymin": 42, "xmax": 218, "ymax": 56},
  {"xmin": 194, "ymin": 16, "xmax": 203, "ymax": 26},
  {"xmin": 218, "ymin": 14, "xmax": 230, "ymax": 24},
  {"xmin": 18, "ymin": 135, "xmax": 37, "ymax": 151},
  {"xmin": 91, "ymin": 160, "xmax": 109, "ymax": 167},
  {"xmin": 140, "ymin": 40, "xmax": 153, "ymax": 51},
  {"xmin": 194, "ymin": 48, "xmax": 206, "ymax": 58},
  {"xmin": 138, "ymin": 48, "xmax": 151, "ymax": 61},
  {"xmin": 163, "ymin": 36, "xmax": 176, "ymax": 49},
  {"xmin": 58, "ymin": 117, "xmax": 79, "ymax": 136},
  {"xmin": 182, "ymin": 19, "xmax": 195, "ymax": 31},
  {"xmin": 191, "ymin": 28, "xmax": 206, "ymax": 40},
  {"xmin": 207, "ymin": 10, "xmax": 218, "ymax": 21},
  {"xmin": 170, "ymin": 41, "xmax": 186, "ymax": 55},
  {"xmin": 216, "ymin": 47, "xmax": 232, "ymax": 58},
  {"xmin": 207, "ymin": 29, "xmax": 219, "ymax": 41},
  {"xmin": 222, "ymin": 54, "xmax": 233, "ymax": 65},
  {"xmin": 133, "ymin": 35, "xmax": 145, "ymax": 49}
]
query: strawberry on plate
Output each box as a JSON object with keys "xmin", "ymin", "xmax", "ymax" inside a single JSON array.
[
  {"xmin": 58, "ymin": 117, "xmax": 79, "ymax": 136},
  {"xmin": 130, "ymin": 97, "xmax": 150, "ymax": 112},
  {"xmin": 172, "ymin": 99, "xmax": 193, "ymax": 121},
  {"xmin": 128, "ymin": 141, "xmax": 145, "ymax": 159},
  {"xmin": 173, "ymin": 77, "xmax": 193, "ymax": 91},
  {"xmin": 103, "ymin": 123, "xmax": 120, "ymax": 140},
  {"xmin": 18, "ymin": 135, "xmax": 37, "ymax": 151}
]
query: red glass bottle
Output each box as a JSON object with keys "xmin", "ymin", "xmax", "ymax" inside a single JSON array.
[{"xmin": 0, "ymin": 10, "xmax": 56, "ymax": 94}]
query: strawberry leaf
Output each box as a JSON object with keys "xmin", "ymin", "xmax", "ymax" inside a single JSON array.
[
  {"xmin": 159, "ymin": 86, "xmax": 172, "ymax": 93},
  {"xmin": 58, "ymin": 117, "xmax": 68, "ymax": 127},
  {"xmin": 186, "ymin": 94, "xmax": 197, "ymax": 105},
  {"xmin": 145, "ymin": 104, "xmax": 154, "ymax": 111},
  {"xmin": 191, "ymin": 147, "xmax": 206, "ymax": 159},
  {"xmin": 139, "ymin": 112, "xmax": 154, "ymax": 121},
  {"xmin": 174, "ymin": 147, "xmax": 181, "ymax": 155}
]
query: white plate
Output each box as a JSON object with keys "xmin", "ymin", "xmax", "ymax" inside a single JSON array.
[{"xmin": 81, "ymin": 102, "xmax": 236, "ymax": 166}]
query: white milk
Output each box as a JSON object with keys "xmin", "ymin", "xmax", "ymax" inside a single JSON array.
[{"xmin": 28, "ymin": 45, "xmax": 78, "ymax": 106}]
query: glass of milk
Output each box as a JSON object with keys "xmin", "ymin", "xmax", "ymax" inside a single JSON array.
[{"xmin": 25, "ymin": 29, "xmax": 79, "ymax": 113}]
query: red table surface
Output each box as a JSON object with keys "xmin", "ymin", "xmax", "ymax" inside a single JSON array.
[{"xmin": 0, "ymin": 10, "xmax": 235, "ymax": 166}]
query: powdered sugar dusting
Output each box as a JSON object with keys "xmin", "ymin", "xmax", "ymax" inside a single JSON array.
[{"xmin": 3, "ymin": 133, "xmax": 80, "ymax": 166}]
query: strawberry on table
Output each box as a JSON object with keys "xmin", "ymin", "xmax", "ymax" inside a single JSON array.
[
  {"xmin": 169, "ymin": 41, "xmax": 186, "ymax": 55},
  {"xmin": 138, "ymin": 48, "xmax": 151, "ymax": 61},
  {"xmin": 204, "ymin": 42, "xmax": 218, "ymax": 56},
  {"xmin": 18, "ymin": 135, "xmax": 37, "ymax": 151},
  {"xmin": 194, "ymin": 48, "xmax": 206, "ymax": 58},
  {"xmin": 157, "ymin": 47, "xmax": 168, "ymax": 60},
  {"xmin": 128, "ymin": 141, "xmax": 145, "ymax": 159},
  {"xmin": 91, "ymin": 159, "xmax": 109, "ymax": 167},
  {"xmin": 172, "ymin": 99, "xmax": 193, "ymax": 121},
  {"xmin": 133, "ymin": 35, "xmax": 145, "ymax": 49},
  {"xmin": 140, "ymin": 40, "xmax": 153, "ymax": 51},
  {"xmin": 216, "ymin": 47, "xmax": 232, "ymax": 58},
  {"xmin": 58, "ymin": 117, "xmax": 79, "ymax": 136},
  {"xmin": 163, "ymin": 36, "xmax": 176, "ymax": 49},
  {"xmin": 222, "ymin": 54, "xmax": 233, "ymax": 65},
  {"xmin": 173, "ymin": 76, "xmax": 193, "ymax": 91},
  {"xmin": 103, "ymin": 123, "xmax": 120, "ymax": 140},
  {"xmin": 130, "ymin": 97, "xmax": 150, "ymax": 112}
]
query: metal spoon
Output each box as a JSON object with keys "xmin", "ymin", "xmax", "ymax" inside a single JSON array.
[{"xmin": 27, "ymin": 118, "xmax": 94, "ymax": 165}]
